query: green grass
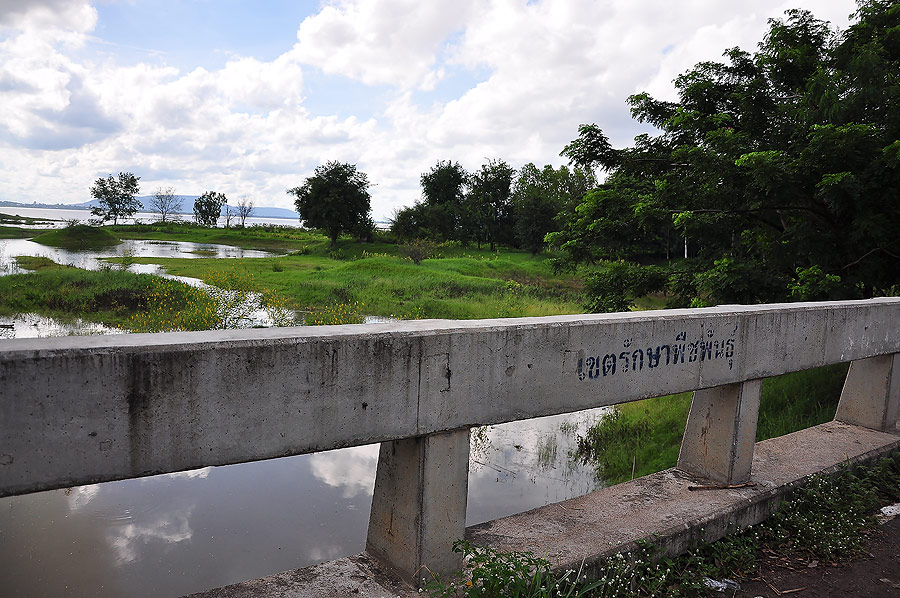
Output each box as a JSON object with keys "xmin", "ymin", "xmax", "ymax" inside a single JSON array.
[
  {"xmin": 0, "ymin": 225, "xmax": 40, "ymax": 239},
  {"xmin": 123, "ymin": 251, "xmax": 584, "ymax": 320},
  {"xmin": 0, "ymin": 267, "xmax": 198, "ymax": 329},
  {"xmin": 109, "ymin": 221, "xmax": 323, "ymax": 253},
  {"xmin": 96, "ymin": 222, "xmax": 586, "ymax": 319},
  {"xmin": 31, "ymin": 225, "xmax": 120, "ymax": 249},
  {"xmin": 576, "ymin": 363, "xmax": 850, "ymax": 485},
  {"xmin": 13, "ymin": 256, "xmax": 65, "ymax": 271}
]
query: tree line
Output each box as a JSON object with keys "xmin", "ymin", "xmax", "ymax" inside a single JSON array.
[
  {"xmin": 279, "ymin": 158, "xmax": 594, "ymax": 255},
  {"xmin": 89, "ymin": 174, "xmax": 255, "ymax": 227},
  {"xmin": 389, "ymin": 159, "xmax": 595, "ymax": 254}
]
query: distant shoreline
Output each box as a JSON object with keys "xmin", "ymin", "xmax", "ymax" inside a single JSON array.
[{"xmin": 0, "ymin": 200, "xmax": 299, "ymax": 220}]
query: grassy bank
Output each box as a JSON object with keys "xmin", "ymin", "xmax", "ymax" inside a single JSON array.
[
  {"xmin": 575, "ymin": 363, "xmax": 850, "ymax": 485},
  {"xmin": 0, "ymin": 225, "xmax": 39, "ymax": 239},
  {"xmin": 0, "ymin": 264, "xmax": 294, "ymax": 332},
  {"xmin": 3, "ymin": 222, "xmax": 585, "ymax": 327},
  {"xmin": 427, "ymin": 452, "xmax": 900, "ymax": 597},
  {"xmin": 13, "ymin": 256, "xmax": 65, "ymax": 271},
  {"xmin": 101, "ymin": 222, "xmax": 585, "ymax": 318},
  {"xmin": 109, "ymin": 222, "xmax": 322, "ymax": 253},
  {"xmin": 31, "ymin": 224, "xmax": 120, "ymax": 249},
  {"xmin": 0, "ymin": 266, "xmax": 181, "ymax": 328}
]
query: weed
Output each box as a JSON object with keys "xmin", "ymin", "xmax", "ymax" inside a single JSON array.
[
  {"xmin": 426, "ymin": 453, "xmax": 900, "ymax": 598},
  {"xmin": 574, "ymin": 364, "xmax": 849, "ymax": 485},
  {"xmin": 125, "ymin": 267, "xmax": 294, "ymax": 331},
  {"xmin": 303, "ymin": 301, "xmax": 366, "ymax": 326},
  {"xmin": 535, "ymin": 434, "xmax": 558, "ymax": 470},
  {"xmin": 424, "ymin": 540, "xmax": 603, "ymax": 597},
  {"xmin": 399, "ymin": 239, "xmax": 437, "ymax": 264}
]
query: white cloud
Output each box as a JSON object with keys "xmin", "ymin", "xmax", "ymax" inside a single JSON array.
[
  {"xmin": 0, "ymin": 0, "xmax": 857, "ymax": 218},
  {"xmin": 0, "ymin": 0, "xmax": 97, "ymax": 38},
  {"xmin": 292, "ymin": 0, "xmax": 477, "ymax": 89},
  {"xmin": 162, "ymin": 466, "xmax": 212, "ymax": 480},
  {"xmin": 308, "ymin": 444, "xmax": 378, "ymax": 498},
  {"xmin": 110, "ymin": 511, "xmax": 194, "ymax": 563}
]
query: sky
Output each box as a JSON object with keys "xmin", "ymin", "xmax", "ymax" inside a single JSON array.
[{"xmin": 0, "ymin": 0, "xmax": 858, "ymax": 220}]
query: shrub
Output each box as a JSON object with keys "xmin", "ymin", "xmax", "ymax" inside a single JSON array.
[{"xmin": 399, "ymin": 239, "xmax": 437, "ymax": 264}]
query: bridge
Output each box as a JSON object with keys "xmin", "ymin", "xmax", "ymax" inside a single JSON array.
[{"xmin": 2, "ymin": 299, "xmax": 899, "ymax": 596}]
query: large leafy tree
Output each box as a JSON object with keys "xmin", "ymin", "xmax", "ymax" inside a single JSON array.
[
  {"xmin": 512, "ymin": 163, "xmax": 594, "ymax": 254},
  {"xmin": 391, "ymin": 160, "xmax": 469, "ymax": 242},
  {"xmin": 550, "ymin": 1, "xmax": 900, "ymax": 310},
  {"xmin": 90, "ymin": 172, "xmax": 141, "ymax": 225},
  {"xmin": 466, "ymin": 159, "xmax": 516, "ymax": 250},
  {"xmin": 420, "ymin": 160, "xmax": 469, "ymax": 241},
  {"xmin": 288, "ymin": 161, "xmax": 372, "ymax": 247}
]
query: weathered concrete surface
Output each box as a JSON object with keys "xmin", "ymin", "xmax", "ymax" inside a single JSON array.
[
  {"xmin": 366, "ymin": 429, "xmax": 470, "ymax": 582},
  {"xmin": 678, "ymin": 380, "xmax": 761, "ymax": 484},
  {"xmin": 467, "ymin": 421, "xmax": 900, "ymax": 571},
  {"xmin": 185, "ymin": 422, "xmax": 900, "ymax": 597},
  {"xmin": 835, "ymin": 354, "xmax": 900, "ymax": 431},
  {"xmin": 3, "ymin": 299, "xmax": 900, "ymax": 497},
  {"xmin": 184, "ymin": 553, "xmax": 417, "ymax": 598}
]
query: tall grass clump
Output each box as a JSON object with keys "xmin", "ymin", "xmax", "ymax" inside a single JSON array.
[
  {"xmin": 576, "ymin": 364, "xmax": 849, "ymax": 485},
  {"xmin": 425, "ymin": 541, "xmax": 605, "ymax": 598},
  {"xmin": 128, "ymin": 278, "xmax": 220, "ymax": 331},
  {"xmin": 0, "ymin": 267, "xmax": 184, "ymax": 328}
]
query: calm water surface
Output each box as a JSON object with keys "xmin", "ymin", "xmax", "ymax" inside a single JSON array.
[
  {"xmin": 0, "ymin": 408, "xmax": 605, "ymax": 597},
  {"xmin": 1, "ymin": 206, "xmax": 300, "ymax": 229},
  {"xmin": 0, "ymin": 238, "xmax": 276, "ymax": 274}
]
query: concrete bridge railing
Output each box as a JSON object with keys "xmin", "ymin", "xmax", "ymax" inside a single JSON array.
[{"xmin": 2, "ymin": 299, "xmax": 899, "ymax": 588}]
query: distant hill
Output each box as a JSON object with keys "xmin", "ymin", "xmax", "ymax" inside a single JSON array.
[
  {"xmin": 2, "ymin": 197, "xmax": 299, "ymax": 219},
  {"xmin": 73, "ymin": 196, "xmax": 300, "ymax": 220}
]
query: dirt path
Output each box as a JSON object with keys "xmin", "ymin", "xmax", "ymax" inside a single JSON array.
[{"xmin": 734, "ymin": 516, "xmax": 900, "ymax": 597}]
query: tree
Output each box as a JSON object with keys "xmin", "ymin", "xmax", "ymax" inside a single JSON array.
[
  {"xmin": 90, "ymin": 172, "xmax": 141, "ymax": 225},
  {"xmin": 194, "ymin": 191, "xmax": 226, "ymax": 227},
  {"xmin": 236, "ymin": 196, "xmax": 255, "ymax": 227},
  {"xmin": 467, "ymin": 159, "xmax": 516, "ymax": 250},
  {"xmin": 223, "ymin": 204, "xmax": 235, "ymax": 228},
  {"xmin": 550, "ymin": 2, "xmax": 900, "ymax": 311},
  {"xmin": 149, "ymin": 186, "xmax": 182, "ymax": 223},
  {"xmin": 390, "ymin": 203, "xmax": 428, "ymax": 241},
  {"xmin": 512, "ymin": 163, "xmax": 594, "ymax": 254},
  {"xmin": 391, "ymin": 161, "xmax": 470, "ymax": 243},
  {"xmin": 420, "ymin": 160, "xmax": 469, "ymax": 241},
  {"xmin": 287, "ymin": 161, "xmax": 372, "ymax": 247}
]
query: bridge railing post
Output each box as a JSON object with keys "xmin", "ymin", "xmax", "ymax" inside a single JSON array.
[
  {"xmin": 677, "ymin": 380, "xmax": 762, "ymax": 485},
  {"xmin": 365, "ymin": 428, "xmax": 470, "ymax": 585},
  {"xmin": 834, "ymin": 353, "xmax": 900, "ymax": 432}
]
